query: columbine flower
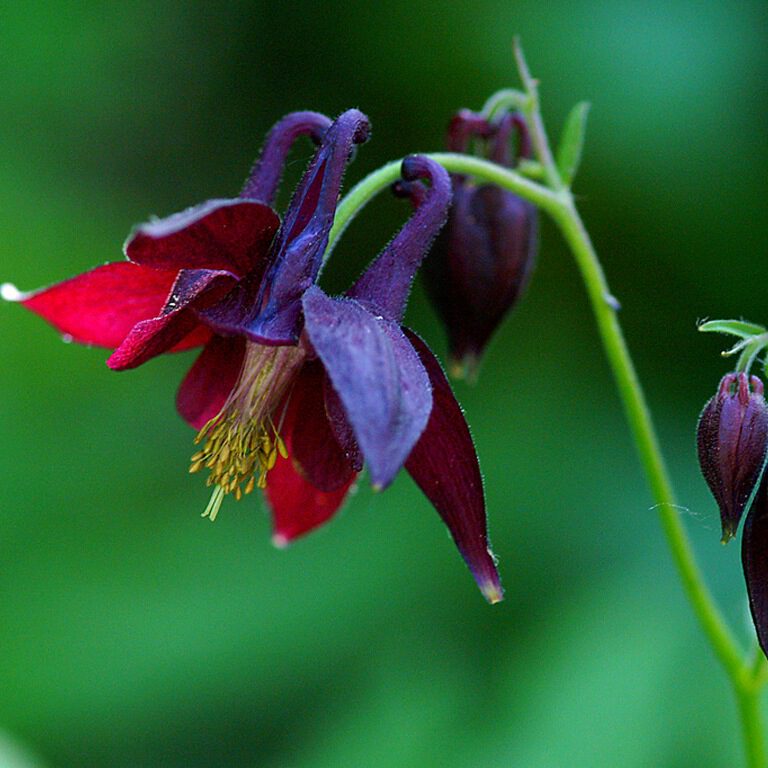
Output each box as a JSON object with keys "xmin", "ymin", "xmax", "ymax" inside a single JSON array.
[
  {"xmin": 418, "ymin": 108, "xmax": 538, "ymax": 379},
  {"xmin": 4, "ymin": 111, "xmax": 503, "ymax": 602}
]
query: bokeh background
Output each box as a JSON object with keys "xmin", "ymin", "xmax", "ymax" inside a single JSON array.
[{"xmin": 1, "ymin": 2, "xmax": 767, "ymax": 766}]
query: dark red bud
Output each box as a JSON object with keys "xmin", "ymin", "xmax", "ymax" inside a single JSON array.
[
  {"xmin": 423, "ymin": 182, "xmax": 537, "ymax": 378},
  {"xmin": 421, "ymin": 109, "xmax": 538, "ymax": 378},
  {"xmin": 697, "ymin": 372, "xmax": 768, "ymax": 542}
]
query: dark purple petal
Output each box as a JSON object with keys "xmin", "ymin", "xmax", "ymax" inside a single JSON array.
[
  {"xmin": 697, "ymin": 373, "xmax": 768, "ymax": 541},
  {"xmin": 743, "ymin": 475, "xmax": 768, "ymax": 656},
  {"xmin": 348, "ymin": 155, "xmax": 451, "ymax": 323},
  {"xmin": 202, "ymin": 109, "xmax": 371, "ymax": 345},
  {"xmin": 302, "ymin": 286, "xmax": 432, "ymax": 489},
  {"xmin": 404, "ymin": 330, "xmax": 503, "ymax": 604},
  {"xmin": 241, "ymin": 111, "xmax": 332, "ymax": 204},
  {"xmin": 126, "ymin": 199, "xmax": 279, "ymax": 277},
  {"xmin": 7, "ymin": 262, "xmax": 178, "ymax": 348},
  {"xmin": 107, "ymin": 269, "xmax": 236, "ymax": 370},
  {"xmin": 289, "ymin": 362, "xmax": 356, "ymax": 492},
  {"xmin": 176, "ymin": 335, "xmax": 246, "ymax": 429}
]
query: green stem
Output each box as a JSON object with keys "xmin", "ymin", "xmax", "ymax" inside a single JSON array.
[
  {"xmin": 754, "ymin": 650, "xmax": 768, "ymax": 688},
  {"xmin": 545, "ymin": 194, "xmax": 744, "ymax": 671},
  {"xmin": 480, "ymin": 88, "xmax": 527, "ymax": 120},
  {"xmin": 326, "ymin": 155, "xmax": 559, "ymax": 262},
  {"xmin": 736, "ymin": 335, "xmax": 768, "ymax": 375},
  {"xmin": 737, "ymin": 685, "xmax": 767, "ymax": 768}
]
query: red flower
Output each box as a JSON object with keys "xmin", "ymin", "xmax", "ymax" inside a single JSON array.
[{"xmin": 4, "ymin": 111, "xmax": 503, "ymax": 603}]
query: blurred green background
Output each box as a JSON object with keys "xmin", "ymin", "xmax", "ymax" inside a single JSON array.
[{"xmin": 1, "ymin": 2, "xmax": 767, "ymax": 766}]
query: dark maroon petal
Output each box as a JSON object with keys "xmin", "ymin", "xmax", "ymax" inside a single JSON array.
[
  {"xmin": 489, "ymin": 112, "xmax": 533, "ymax": 165},
  {"xmin": 9, "ymin": 262, "xmax": 177, "ymax": 348},
  {"xmin": 446, "ymin": 110, "xmax": 492, "ymax": 153},
  {"xmin": 348, "ymin": 155, "xmax": 451, "ymax": 324},
  {"xmin": 266, "ymin": 370, "xmax": 356, "ymax": 544},
  {"xmin": 289, "ymin": 362, "xmax": 356, "ymax": 492},
  {"xmin": 107, "ymin": 269, "xmax": 236, "ymax": 370},
  {"xmin": 302, "ymin": 286, "xmax": 432, "ymax": 489},
  {"xmin": 743, "ymin": 475, "xmax": 768, "ymax": 656},
  {"xmin": 323, "ymin": 376, "xmax": 364, "ymax": 472},
  {"xmin": 176, "ymin": 335, "xmax": 246, "ymax": 429},
  {"xmin": 241, "ymin": 111, "xmax": 332, "ymax": 204},
  {"xmin": 422, "ymin": 181, "xmax": 538, "ymax": 370},
  {"xmin": 126, "ymin": 199, "xmax": 279, "ymax": 277},
  {"xmin": 404, "ymin": 330, "xmax": 503, "ymax": 604},
  {"xmin": 697, "ymin": 373, "xmax": 768, "ymax": 541},
  {"xmin": 202, "ymin": 110, "xmax": 371, "ymax": 345}
]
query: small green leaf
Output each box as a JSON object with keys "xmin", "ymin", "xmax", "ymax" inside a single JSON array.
[
  {"xmin": 698, "ymin": 319, "xmax": 767, "ymax": 338},
  {"xmin": 556, "ymin": 101, "xmax": 590, "ymax": 187}
]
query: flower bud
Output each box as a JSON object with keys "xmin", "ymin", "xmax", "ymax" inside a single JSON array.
[
  {"xmin": 420, "ymin": 109, "xmax": 538, "ymax": 379},
  {"xmin": 697, "ymin": 372, "xmax": 768, "ymax": 542}
]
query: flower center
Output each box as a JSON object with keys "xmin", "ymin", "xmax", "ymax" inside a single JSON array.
[{"xmin": 189, "ymin": 341, "xmax": 306, "ymax": 520}]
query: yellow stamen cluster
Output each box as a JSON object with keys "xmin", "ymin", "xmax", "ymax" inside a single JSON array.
[
  {"xmin": 189, "ymin": 415, "xmax": 288, "ymax": 512},
  {"xmin": 188, "ymin": 342, "xmax": 305, "ymax": 522}
]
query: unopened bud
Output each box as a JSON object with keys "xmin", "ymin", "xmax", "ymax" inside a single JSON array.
[
  {"xmin": 421, "ymin": 110, "xmax": 538, "ymax": 379},
  {"xmin": 697, "ymin": 372, "xmax": 768, "ymax": 542}
]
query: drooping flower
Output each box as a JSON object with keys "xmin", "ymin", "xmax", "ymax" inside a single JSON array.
[
  {"xmin": 4, "ymin": 111, "xmax": 503, "ymax": 602},
  {"xmin": 418, "ymin": 108, "xmax": 539, "ymax": 379},
  {"xmin": 696, "ymin": 372, "xmax": 768, "ymax": 542}
]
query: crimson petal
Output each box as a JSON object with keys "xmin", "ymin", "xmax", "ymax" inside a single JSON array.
[
  {"xmin": 107, "ymin": 269, "xmax": 236, "ymax": 370},
  {"xmin": 302, "ymin": 286, "xmax": 432, "ymax": 489},
  {"xmin": 126, "ymin": 199, "xmax": 279, "ymax": 278},
  {"xmin": 266, "ymin": 457, "xmax": 355, "ymax": 546},
  {"xmin": 6, "ymin": 262, "xmax": 178, "ymax": 348},
  {"xmin": 404, "ymin": 330, "xmax": 503, "ymax": 604},
  {"xmin": 176, "ymin": 335, "xmax": 246, "ymax": 429}
]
